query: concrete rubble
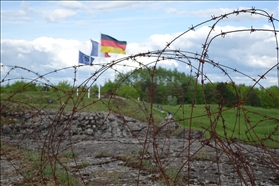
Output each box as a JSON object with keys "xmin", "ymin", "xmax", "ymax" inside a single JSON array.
[{"xmin": 1, "ymin": 109, "xmax": 279, "ymax": 185}]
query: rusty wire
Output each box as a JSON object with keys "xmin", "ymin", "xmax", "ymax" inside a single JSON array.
[{"xmin": 1, "ymin": 8, "xmax": 279, "ymax": 186}]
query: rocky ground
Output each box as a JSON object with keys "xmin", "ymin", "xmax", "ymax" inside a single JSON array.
[{"xmin": 1, "ymin": 110, "xmax": 279, "ymax": 185}]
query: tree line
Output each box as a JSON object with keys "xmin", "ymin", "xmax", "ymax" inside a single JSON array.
[
  {"xmin": 1, "ymin": 67, "xmax": 278, "ymax": 109},
  {"xmin": 102, "ymin": 67, "xmax": 279, "ymax": 109}
]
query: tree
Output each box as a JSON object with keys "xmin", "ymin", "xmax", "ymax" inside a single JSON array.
[
  {"xmin": 101, "ymin": 80, "xmax": 117, "ymax": 94},
  {"xmin": 245, "ymin": 88, "xmax": 261, "ymax": 107},
  {"xmin": 204, "ymin": 83, "xmax": 218, "ymax": 104},
  {"xmin": 6, "ymin": 80, "xmax": 37, "ymax": 93},
  {"xmin": 182, "ymin": 80, "xmax": 195, "ymax": 104},
  {"xmin": 167, "ymin": 95, "xmax": 177, "ymax": 105},
  {"xmin": 116, "ymin": 84, "xmax": 140, "ymax": 99},
  {"xmin": 263, "ymin": 86, "xmax": 279, "ymax": 108},
  {"xmin": 56, "ymin": 80, "xmax": 71, "ymax": 91},
  {"xmin": 216, "ymin": 82, "xmax": 237, "ymax": 107}
]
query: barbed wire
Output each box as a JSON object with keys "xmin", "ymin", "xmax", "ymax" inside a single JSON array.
[{"xmin": 1, "ymin": 8, "xmax": 279, "ymax": 186}]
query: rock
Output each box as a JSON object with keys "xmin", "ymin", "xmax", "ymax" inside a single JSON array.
[
  {"xmin": 86, "ymin": 128, "xmax": 94, "ymax": 135},
  {"xmin": 1, "ymin": 125, "xmax": 11, "ymax": 134},
  {"xmin": 0, "ymin": 110, "xmax": 278, "ymax": 186}
]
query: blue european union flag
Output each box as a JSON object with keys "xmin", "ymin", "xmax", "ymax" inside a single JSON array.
[{"xmin": 79, "ymin": 51, "xmax": 94, "ymax": 65}]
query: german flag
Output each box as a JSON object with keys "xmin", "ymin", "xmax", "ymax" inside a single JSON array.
[{"xmin": 100, "ymin": 34, "xmax": 127, "ymax": 55}]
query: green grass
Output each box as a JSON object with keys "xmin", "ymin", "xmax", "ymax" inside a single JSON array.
[
  {"xmin": 60, "ymin": 151, "xmax": 77, "ymax": 159},
  {"xmin": 165, "ymin": 104, "xmax": 279, "ymax": 148},
  {"xmin": 22, "ymin": 148, "xmax": 79, "ymax": 185},
  {"xmin": 1, "ymin": 91, "xmax": 278, "ymax": 148}
]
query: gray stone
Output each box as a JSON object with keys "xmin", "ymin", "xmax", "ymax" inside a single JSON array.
[
  {"xmin": 1, "ymin": 125, "xmax": 11, "ymax": 134},
  {"xmin": 86, "ymin": 128, "xmax": 94, "ymax": 135},
  {"xmin": 1, "ymin": 110, "xmax": 278, "ymax": 186}
]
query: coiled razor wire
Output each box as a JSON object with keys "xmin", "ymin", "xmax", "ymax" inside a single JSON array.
[{"xmin": 1, "ymin": 7, "xmax": 278, "ymax": 186}]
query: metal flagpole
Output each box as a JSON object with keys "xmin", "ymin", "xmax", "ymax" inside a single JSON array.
[
  {"xmin": 98, "ymin": 84, "xmax": 101, "ymax": 99},
  {"xmin": 88, "ymin": 56, "xmax": 91, "ymax": 99},
  {"xmin": 98, "ymin": 32, "xmax": 102, "ymax": 99},
  {"xmin": 77, "ymin": 56, "xmax": 79, "ymax": 96}
]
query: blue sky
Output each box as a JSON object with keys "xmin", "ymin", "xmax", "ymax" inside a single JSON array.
[{"xmin": 1, "ymin": 1, "xmax": 278, "ymax": 88}]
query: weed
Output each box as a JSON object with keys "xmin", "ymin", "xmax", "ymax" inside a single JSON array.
[
  {"xmin": 95, "ymin": 151, "xmax": 108, "ymax": 158},
  {"xmin": 73, "ymin": 160, "xmax": 90, "ymax": 169},
  {"xmin": 113, "ymin": 171, "xmax": 121, "ymax": 186},
  {"xmin": 82, "ymin": 160, "xmax": 89, "ymax": 167},
  {"xmin": 165, "ymin": 166, "xmax": 184, "ymax": 186},
  {"xmin": 43, "ymin": 165, "xmax": 53, "ymax": 176},
  {"xmin": 24, "ymin": 150, "xmax": 41, "ymax": 167},
  {"xmin": 0, "ymin": 143, "xmax": 8, "ymax": 151},
  {"xmin": 56, "ymin": 168, "xmax": 79, "ymax": 185},
  {"xmin": 131, "ymin": 148, "xmax": 148, "ymax": 156},
  {"xmin": 142, "ymin": 159, "xmax": 157, "ymax": 172},
  {"xmin": 60, "ymin": 151, "xmax": 76, "ymax": 159},
  {"xmin": 192, "ymin": 150, "xmax": 209, "ymax": 161},
  {"xmin": 23, "ymin": 171, "xmax": 33, "ymax": 181}
]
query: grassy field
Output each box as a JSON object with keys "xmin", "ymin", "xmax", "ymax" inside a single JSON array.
[
  {"xmin": 1, "ymin": 91, "xmax": 279, "ymax": 148},
  {"xmin": 168, "ymin": 104, "xmax": 279, "ymax": 147}
]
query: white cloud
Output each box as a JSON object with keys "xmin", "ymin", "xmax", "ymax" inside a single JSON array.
[
  {"xmin": 246, "ymin": 55, "xmax": 277, "ymax": 68},
  {"xmin": 166, "ymin": 7, "xmax": 270, "ymax": 22},
  {"xmin": 166, "ymin": 8, "xmax": 177, "ymax": 14},
  {"xmin": 1, "ymin": 2, "xmax": 34, "ymax": 22},
  {"xmin": 1, "ymin": 22, "xmax": 277, "ymax": 87},
  {"xmin": 2, "ymin": 37, "xmax": 83, "ymax": 70},
  {"xmin": 32, "ymin": 37, "xmax": 58, "ymax": 53},
  {"xmin": 166, "ymin": 8, "xmax": 190, "ymax": 15},
  {"xmin": 1, "ymin": 10, "xmax": 32, "ymax": 22},
  {"xmin": 56, "ymin": 1, "xmax": 147, "ymax": 17},
  {"xmin": 20, "ymin": 1, "xmax": 34, "ymax": 13},
  {"xmin": 88, "ymin": 2, "xmax": 145, "ymax": 11},
  {"xmin": 147, "ymin": 34, "xmax": 176, "ymax": 49},
  {"xmin": 127, "ymin": 25, "xmax": 277, "ymax": 87},
  {"xmin": 31, "ymin": 37, "xmax": 89, "ymax": 68},
  {"xmin": 17, "ymin": 53, "xmax": 24, "ymax": 59},
  {"xmin": 117, "ymin": 23, "xmax": 277, "ymax": 83},
  {"xmin": 75, "ymin": 21, "xmax": 91, "ymax": 27},
  {"xmin": 42, "ymin": 9, "xmax": 77, "ymax": 22},
  {"xmin": 0, "ymin": 63, "xmax": 10, "ymax": 76},
  {"xmin": 58, "ymin": 1, "xmax": 86, "ymax": 10},
  {"xmin": 2, "ymin": 39, "xmax": 33, "ymax": 53}
]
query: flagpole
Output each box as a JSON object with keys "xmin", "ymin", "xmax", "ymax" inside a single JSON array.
[
  {"xmin": 88, "ymin": 55, "xmax": 91, "ymax": 99},
  {"xmin": 77, "ymin": 53, "xmax": 79, "ymax": 96},
  {"xmin": 99, "ymin": 32, "xmax": 101, "ymax": 57},
  {"xmin": 98, "ymin": 84, "xmax": 101, "ymax": 99},
  {"xmin": 99, "ymin": 32, "xmax": 101, "ymax": 99}
]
